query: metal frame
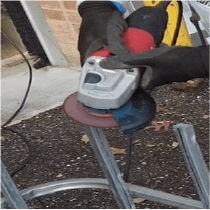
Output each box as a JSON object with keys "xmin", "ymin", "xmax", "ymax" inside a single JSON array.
[{"xmin": 1, "ymin": 124, "xmax": 209, "ymax": 209}]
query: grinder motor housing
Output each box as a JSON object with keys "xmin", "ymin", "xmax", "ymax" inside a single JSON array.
[{"xmin": 77, "ymin": 53, "xmax": 140, "ymax": 109}]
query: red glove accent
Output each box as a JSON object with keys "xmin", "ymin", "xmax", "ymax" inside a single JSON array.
[
  {"xmin": 91, "ymin": 28, "xmax": 155, "ymax": 58},
  {"xmin": 123, "ymin": 28, "xmax": 155, "ymax": 53},
  {"xmin": 92, "ymin": 48, "xmax": 110, "ymax": 57}
]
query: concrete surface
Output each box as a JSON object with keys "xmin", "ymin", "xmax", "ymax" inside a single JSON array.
[{"xmin": 1, "ymin": 60, "xmax": 81, "ymax": 125}]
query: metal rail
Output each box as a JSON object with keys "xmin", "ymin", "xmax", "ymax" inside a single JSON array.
[
  {"xmin": 1, "ymin": 161, "xmax": 28, "ymax": 209},
  {"xmin": 20, "ymin": 1, "xmax": 68, "ymax": 66},
  {"xmin": 173, "ymin": 124, "xmax": 209, "ymax": 209},
  {"xmin": 1, "ymin": 178, "xmax": 203, "ymax": 209},
  {"xmin": 1, "ymin": 124, "xmax": 208, "ymax": 209},
  {"xmin": 84, "ymin": 126, "xmax": 135, "ymax": 209}
]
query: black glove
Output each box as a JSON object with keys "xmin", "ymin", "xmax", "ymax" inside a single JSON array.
[
  {"xmin": 126, "ymin": 1, "xmax": 170, "ymax": 47},
  {"xmin": 78, "ymin": 1, "xmax": 129, "ymax": 66},
  {"xmin": 100, "ymin": 45, "xmax": 209, "ymax": 90}
]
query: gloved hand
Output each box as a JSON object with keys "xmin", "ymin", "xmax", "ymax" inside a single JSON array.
[
  {"xmin": 78, "ymin": 1, "xmax": 129, "ymax": 66},
  {"xmin": 125, "ymin": 1, "xmax": 170, "ymax": 48},
  {"xmin": 100, "ymin": 45, "xmax": 209, "ymax": 90}
]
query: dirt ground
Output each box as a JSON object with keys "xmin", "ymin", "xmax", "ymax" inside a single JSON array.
[{"xmin": 1, "ymin": 79, "xmax": 209, "ymax": 209}]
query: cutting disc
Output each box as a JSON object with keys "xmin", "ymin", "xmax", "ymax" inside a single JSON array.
[{"xmin": 63, "ymin": 93, "xmax": 119, "ymax": 128}]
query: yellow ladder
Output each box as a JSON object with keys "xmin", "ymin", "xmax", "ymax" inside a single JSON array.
[{"xmin": 144, "ymin": 0, "xmax": 192, "ymax": 46}]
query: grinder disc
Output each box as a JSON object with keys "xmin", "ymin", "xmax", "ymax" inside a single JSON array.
[{"xmin": 63, "ymin": 93, "xmax": 119, "ymax": 128}]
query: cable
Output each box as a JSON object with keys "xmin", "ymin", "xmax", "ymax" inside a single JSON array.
[
  {"xmin": 1, "ymin": 30, "xmax": 47, "ymax": 208},
  {"xmin": 1, "ymin": 31, "xmax": 33, "ymax": 127},
  {"xmin": 1, "ymin": 30, "xmax": 33, "ymax": 176},
  {"xmin": 189, "ymin": 4, "xmax": 207, "ymax": 46},
  {"xmin": 2, "ymin": 127, "xmax": 32, "ymax": 177},
  {"xmin": 123, "ymin": 135, "xmax": 132, "ymax": 182},
  {"xmin": 2, "ymin": 31, "xmax": 51, "ymax": 209},
  {"xmin": 122, "ymin": 0, "xmax": 181, "ymax": 183}
]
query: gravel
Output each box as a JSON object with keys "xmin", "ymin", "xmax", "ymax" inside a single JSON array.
[{"xmin": 1, "ymin": 79, "xmax": 209, "ymax": 209}]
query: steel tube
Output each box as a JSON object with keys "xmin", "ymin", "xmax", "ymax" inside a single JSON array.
[
  {"xmin": 1, "ymin": 161, "xmax": 28, "ymax": 209},
  {"xmin": 173, "ymin": 123, "xmax": 209, "ymax": 209},
  {"xmin": 1, "ymin": 178, "xmax": 203, "ymax": 209},
  {"xmin": 84, "ymin": 126, "xmax": 135, "ymax": 209}
]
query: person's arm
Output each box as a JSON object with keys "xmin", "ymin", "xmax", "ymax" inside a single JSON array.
[
  {"xmin": 77, "ymin": 1, "xmax": 130, "ymax": 14},
  {"xmin": 77, "ymin": 1, "xmax": 130, "ymax": 66}
]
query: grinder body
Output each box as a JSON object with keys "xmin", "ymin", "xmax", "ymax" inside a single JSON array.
[
  {"xmin": 78, "ymin": 27, "xmax": 156, "ymax": 109},
  {"xmin": 78, "ymin": 4, "xmax": 157, "ymax": 110},
  {"xmin": 77, "ymin": 49, "xmax": 140, "ymax": 110}
]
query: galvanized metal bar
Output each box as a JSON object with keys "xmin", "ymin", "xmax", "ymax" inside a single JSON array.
[
  {"xmin": 1, "ymin": 160, "xmax": 28, "ymax": 209},
  {"xmin": 1, "ymin": 178, "xmax": 203, "ymax": 209},
  {"xmin": 173, "ymin": 123, "xmax": 209, "ymax": 209},
  {"xmin": 20, "ymin": 1, "xmax": 68, "ymax": 66},
  {"xmin": 1, "ymin": 123, "xmax": 207, "ymax": 209},
  {"xmin": 129, "ymin": 183, "xmax": 203, "ymax": 209},
  {"xmin": 84, "ymin": 126, "xmax": 135, "ymax": 209}
]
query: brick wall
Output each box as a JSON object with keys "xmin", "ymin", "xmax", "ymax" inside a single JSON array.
[{"xmin": 38, "ymin": 1, "xmax": 81, "ymax": 67}]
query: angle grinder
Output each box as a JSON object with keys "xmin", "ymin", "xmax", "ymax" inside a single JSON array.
[{"xmin": 77, "ymin": 1, "xmax": 170, "ymax": 110}]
